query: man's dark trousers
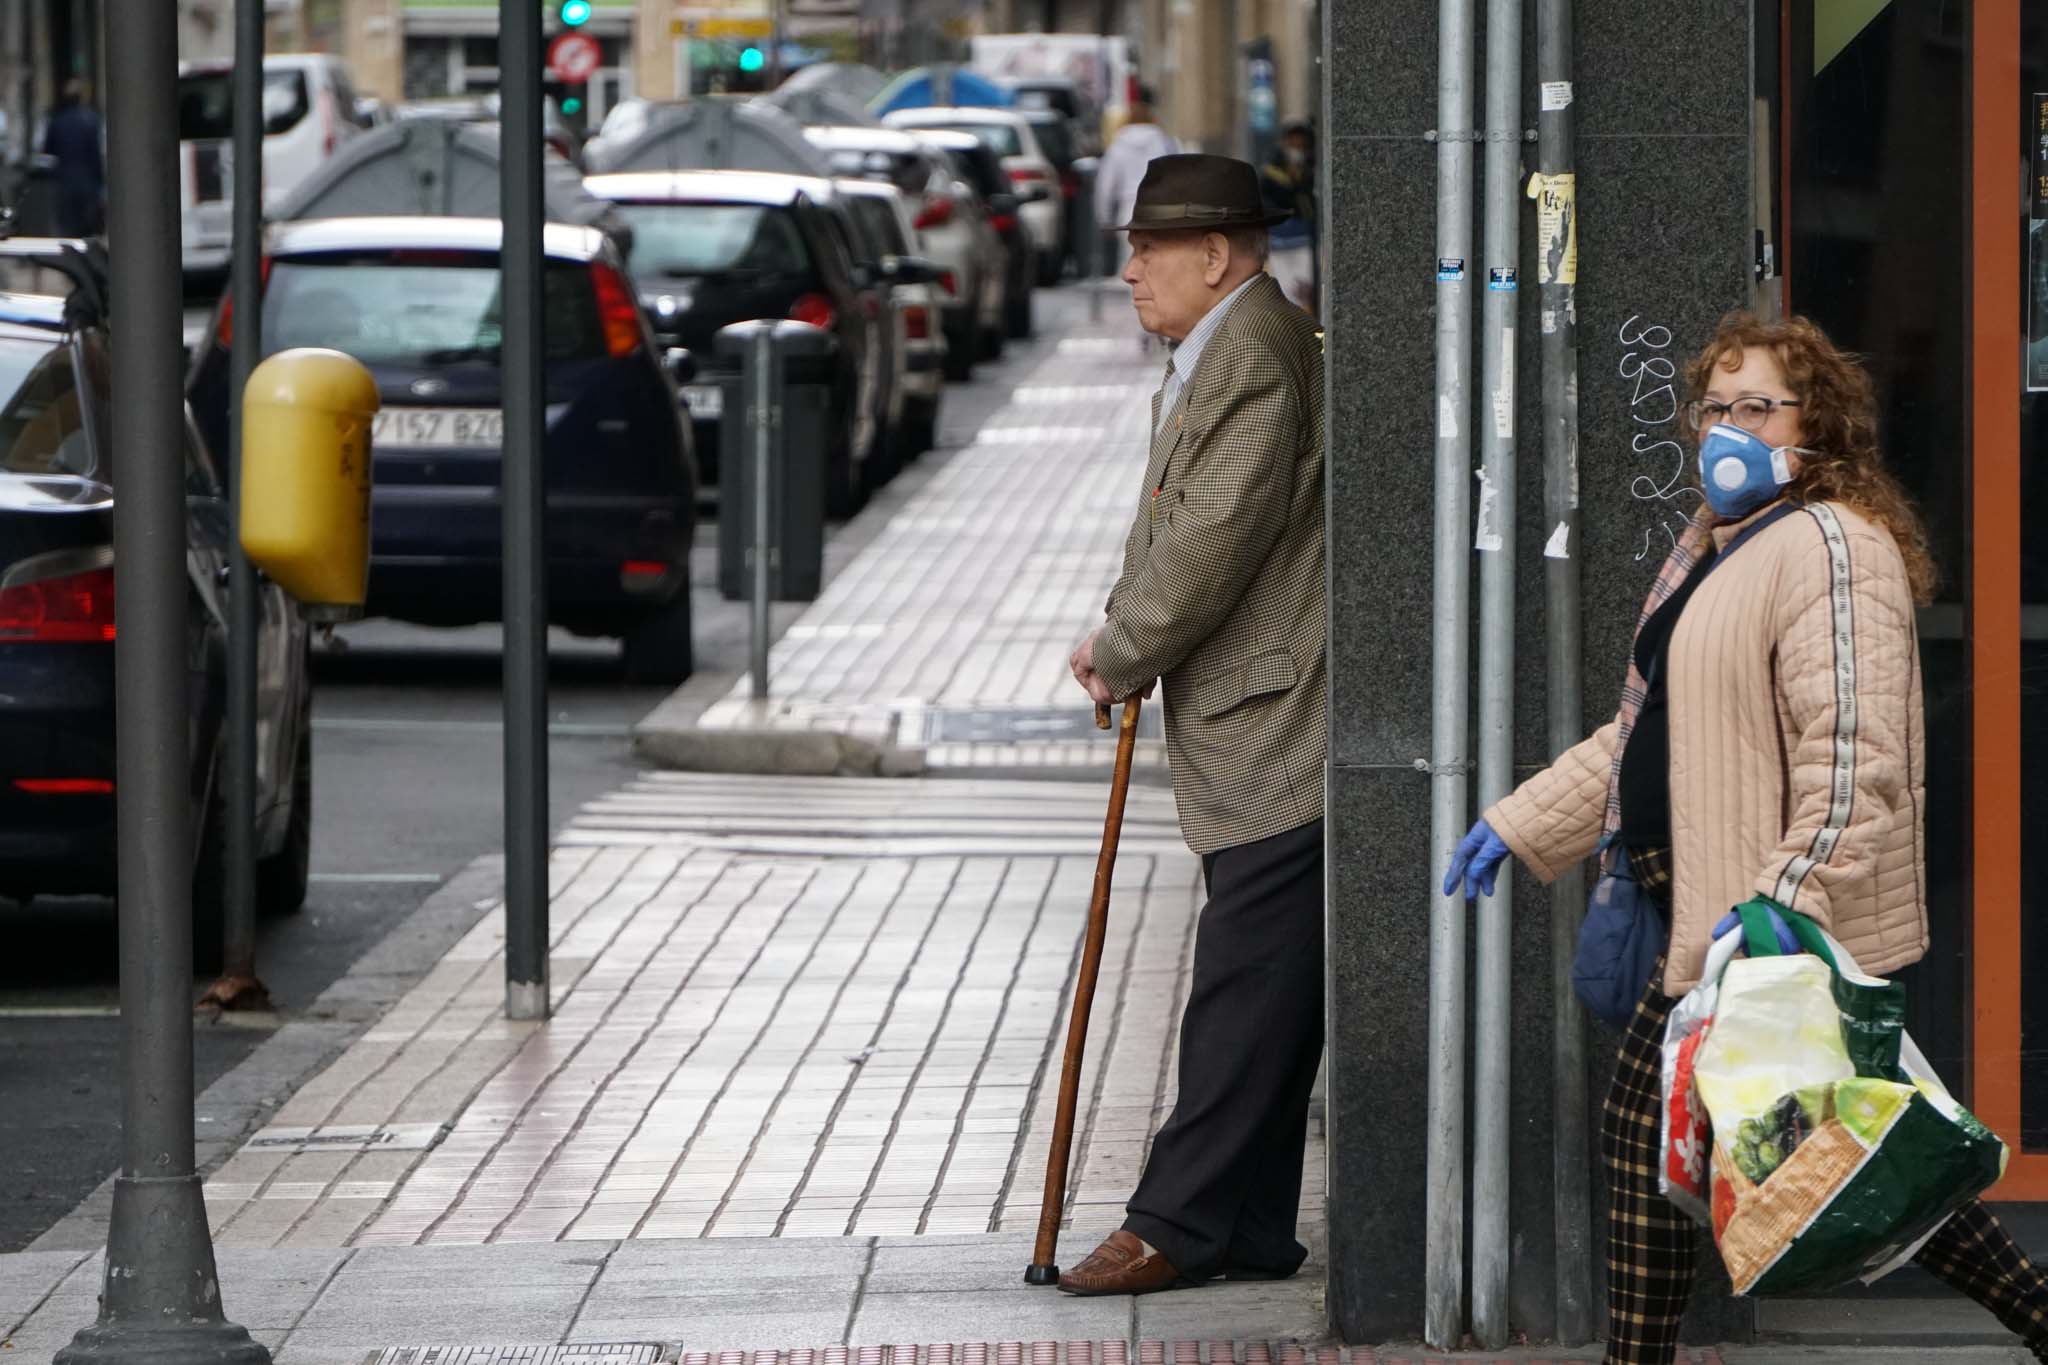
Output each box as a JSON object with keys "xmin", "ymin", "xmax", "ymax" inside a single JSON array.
[{"xmin": 1122, "ymin": 817, "xmax": 1324, "ymax": 1281}]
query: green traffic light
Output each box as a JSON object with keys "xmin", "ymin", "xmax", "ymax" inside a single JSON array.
[
  {"xmin": 559, "ymin": 0, "xmax": 592, "ymax": 26},
  {"xmin": 738, "ymin": 45, "xmax": 765, "ymax": 73},
  {"xmin": 561, "ymin": 96, "xmax": 583, "ymax": 114}
]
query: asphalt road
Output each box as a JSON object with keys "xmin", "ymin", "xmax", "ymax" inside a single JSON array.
[{"xmin": 0, "ymin": 299, "xmax": 1042, "ymax": 1251}]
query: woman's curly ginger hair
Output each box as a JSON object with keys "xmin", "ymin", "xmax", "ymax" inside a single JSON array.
[{"xmin": 1686, "ymin": 312, "xmax": 1938, "ymax": 606}]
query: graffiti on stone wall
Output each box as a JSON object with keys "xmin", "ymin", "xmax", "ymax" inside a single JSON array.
[{"xmin": 1617, "ymin": 315, "xmax": 1701, "ymax": 562}]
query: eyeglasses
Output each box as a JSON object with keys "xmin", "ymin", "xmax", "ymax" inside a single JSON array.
[{"xmin": 1683, "ymin": 396, "xmax": 1802, "ymax": 433}]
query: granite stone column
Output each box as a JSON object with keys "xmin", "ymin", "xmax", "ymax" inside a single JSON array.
[{"xmin": 1322, "ymin": 0, "xmax": 1756, "ymax": 1344}]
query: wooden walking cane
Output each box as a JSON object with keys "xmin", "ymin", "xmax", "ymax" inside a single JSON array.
[{"xmin": 1025, "ymin": 696, "xmax": 1143, "ymax": 1286}]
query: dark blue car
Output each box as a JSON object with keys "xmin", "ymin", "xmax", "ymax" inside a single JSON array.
[
  {"xmin": 189, "ymin": 216, "xmax": 700, "ymax": 682},
  {"xmin": 0, "ymin": 264, "xmax": 312, "ymax": 962}
]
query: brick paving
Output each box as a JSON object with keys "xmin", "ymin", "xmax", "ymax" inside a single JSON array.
[
  {"xmin": 685, "ymin": 307, "xmax": 1172, "ymax": 776},
  {"xmin": 192, "ymin": 773, "xmax": 1318, "ymax": 1252}
]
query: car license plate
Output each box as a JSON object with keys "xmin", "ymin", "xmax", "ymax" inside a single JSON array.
[
  {"xmin": 682, "ymin": 384, "xmax": 723, "ymax": 419},
  {"xmin": 372, "ymin": 408, "xmax": 504, "ymax": 448}
]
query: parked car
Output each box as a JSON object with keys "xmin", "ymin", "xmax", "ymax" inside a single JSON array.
[
  {"xmin": 884, "ymin": 106, "xmax": 1064, "ymax": 288},
  {"xmin": 178, "ymin": 54, "xmax": 369, "ymax": 278},
  {"xmin": 0, "ymin": 260, "xmax": 313, "ymax": 962},
  {"xmin": 1019, "ymin": 107, "xmax": 1086, "ymax": 277},
  {"xmin": 909, "ymin": 128, "xmax": 1034, "ymax": 343},
  {"xmin": 584, "ymin": 170, "xmax": 887, "ymax": 516},
  {"xmin": 803, "ymin": 125, "xmax": 1001, "ymax": 379},
  {"xmin": 393, "ymin": 94, "xmax": 585, "ymax": 167},
  {"xmin": 834, "ymin": 178, "xmax": 948, "ymax": 458},
  {"xmin": 1009, "ymin": 76, "xmax": 1097, "ymax": 153},
  {"xmin": 188, "ymin": 217, "xmax": 698, "ymax": 681}
]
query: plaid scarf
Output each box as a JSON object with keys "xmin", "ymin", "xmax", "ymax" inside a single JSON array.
[{"xmin": 1602, "ymin": 510, "xmax": 1717, "ymax": 837}]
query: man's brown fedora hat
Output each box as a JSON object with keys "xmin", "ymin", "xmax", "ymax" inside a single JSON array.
[{"xmin": 1112, "ymin": 153, "xmax": 1291, "ymax": 233}]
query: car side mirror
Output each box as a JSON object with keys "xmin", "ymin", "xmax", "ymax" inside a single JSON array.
[
  {"xmin": 881, "ymin": 255, "xmax": 942, "ymax": 287},
  {"xmin": 1020, "ymin": 184, "xmax": 1053, "ymax": 204},
  {"xmin": 988, "ymin": 192, "xmax": 1021, "ymax": 216},
  {"xmin": 664, "ymin": 347, "xmax": 696, "ymax": 385}
]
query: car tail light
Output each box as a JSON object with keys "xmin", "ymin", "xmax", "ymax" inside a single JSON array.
[
  {"xmin": 0, "ymin": 565, "xmax": 116, "ymax": 643},
  {"xmin": 589, "ymin": 262, "xmax": 643, "ymax": 358},
  {"xmin": 620, "ymin": 560, "xmax": 670, "ymax": 590},
  {"xmin": 1060, "ymin": 169, "xmax": 1079, "ymax": 200},
  {"xmin": 938, "ymin": 270, "xmax": 958, "ymax": 297},
  {"xmin": 789, "ymin": 292, "xmax": 837, "ymax": 330},
  {"xmin": 1007, "ymin": 166, "xmax": 1048, "ymax": 184},
  {"xmin": 905, "ymin": 306, "xmax": 930, "ymax": 340},
  {"xmin": 913, "ymin": 195, "xmax": 954, "ymax": 230},
  {"xmin": 990, "ymin": 213, "xmax": 1018, "ymax": 233},
  {"xmin": 14, "ymin": 779, "xmax": 112, "ymax": 795},
  {"xmin": 215, "ymin": 256, "xmax": 274, "ymax": 348}
]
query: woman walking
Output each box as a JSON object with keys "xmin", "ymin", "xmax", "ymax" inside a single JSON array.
[{"xmin": 1442, "ymin": 313, "xmax": 2048, "ymax": 1364}]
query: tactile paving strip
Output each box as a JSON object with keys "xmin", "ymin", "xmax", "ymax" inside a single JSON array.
[{"xmin": 366, "ymin": 1343, "xmax": 1727, "ymax": 1365}]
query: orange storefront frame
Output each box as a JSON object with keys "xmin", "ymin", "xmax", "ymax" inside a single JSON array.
[{"xmin": 1971, "ymin": 0, "xmax": 2045, "ymax": 1200}]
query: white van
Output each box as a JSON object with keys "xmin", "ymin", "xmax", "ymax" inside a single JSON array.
[{"xmin": 178, "ymin": 54, "xmax": 367, "ymax": 276}]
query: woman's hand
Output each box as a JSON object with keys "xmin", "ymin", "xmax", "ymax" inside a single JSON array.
[
  {"xmin": 1712, "ymin": 898, "xmax": 1802, "ymax": 956},
  {"xmin": 1442, "ymin": 820, "xmax": 1510, "ymax": 900}
]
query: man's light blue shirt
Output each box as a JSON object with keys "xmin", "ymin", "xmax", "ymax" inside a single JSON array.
[{"xmin": 1156, "ymin": 274, "xmax": 1262, "ymax": 436}]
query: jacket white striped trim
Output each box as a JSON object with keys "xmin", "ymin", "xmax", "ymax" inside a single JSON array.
[{"xmin": 1773, "ymin": 503, "xmax": 1859, "ymax": 905}]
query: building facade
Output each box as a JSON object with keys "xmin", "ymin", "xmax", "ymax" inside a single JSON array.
[{"xmin": 1324, "ymin": 0, "xmax": 2048, "ymax": 1345}]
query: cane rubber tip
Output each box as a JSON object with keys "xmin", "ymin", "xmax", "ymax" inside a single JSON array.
[{"xmin": 1025, "ymin": 1264, "xmax": 1060, "ymax": 1286}]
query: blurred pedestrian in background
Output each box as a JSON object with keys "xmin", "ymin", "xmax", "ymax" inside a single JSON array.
[
  {"xmin": 44, "ymin": 81, "xmax": 103, "ymax": 238},
  {"xmin": 1261, "ymin": 121, "xmax": 1317, "ymax": 318},
  {"xmin": 1093, "ymin": 88, "xmax": 1181, "ymax": 278}
]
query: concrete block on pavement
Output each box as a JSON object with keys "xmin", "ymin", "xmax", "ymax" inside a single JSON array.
[
  {"xmin": 633, "ymin": 723, "xmax": 914, "ymax": 778},
  {"xmin": 846, "ymin": 1286, "xmax": 1130, "ymax": 1345}
]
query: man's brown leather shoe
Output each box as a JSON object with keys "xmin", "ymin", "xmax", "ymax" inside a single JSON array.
[{"xmin": 1056, "ymin": 1230, "xmax": 1185, "ymax": 1296}]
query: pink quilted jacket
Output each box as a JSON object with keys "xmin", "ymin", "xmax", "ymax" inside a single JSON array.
[{"xmin": 1487, "ymin": 500, "xmax": 1929, "ymax": 995}]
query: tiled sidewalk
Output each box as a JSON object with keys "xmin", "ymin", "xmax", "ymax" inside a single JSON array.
[
  {"xmin": 666, "ymin": 302, "xmax": 1173, "ymax": 775},
  {"xmin": 188, "ymin": 773, "xmax": 1312, "ymax": 1252}
]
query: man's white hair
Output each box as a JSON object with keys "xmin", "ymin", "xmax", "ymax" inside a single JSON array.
[{"xmin": 1225, "ymin": 227, "xmax": 1271, "ymax": 266}]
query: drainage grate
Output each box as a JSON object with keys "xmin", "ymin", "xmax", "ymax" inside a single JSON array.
[
  {"xmin": 363, "ymin": 1347, "xmax": 664, "ymax": 1365},
  {"xmin": 243, "ymin": 1122, "xmax": 449, "ymax": 1154},
  {"xmin": 921, "ymin": 706, "xmax": 1164, "ymax": 746}
]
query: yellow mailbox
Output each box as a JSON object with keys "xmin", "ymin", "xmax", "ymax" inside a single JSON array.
[{"xmin": 239, "ymin": 348, "xmax": 379, "ymax": 620}]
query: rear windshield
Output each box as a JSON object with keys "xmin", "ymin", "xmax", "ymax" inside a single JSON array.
[
  {"xmin": 178, "ymin": 69, "xmax": 312, "ymax": 141},
  {"xmin": 923, "ymin": 122, "xmax": 1023, "ymax": 158},
  {"xmin": 610, "ymin": 203, "xmax": 811, "ymax": 279},
  {"xmin": 0, "ymin": 338, "xmax": 93, "ymax": 479},
  {"xmin": 260, "ymin": 252, "xmax": 603, "ymax": 366},
  {"xmin": 822, "ymin": 148, "xmax": 929, "ymax": 199},
  {"xmin": 847, "ymin": 198, "xmax": 907, "ymax": 257},
  {"xmin": 1026, "ymin": 117, "xmax": 1073, "ymax": 167},
  {"xmin": 1016, "ymin": 87, "xmax": 1080, "ymax": 120}
]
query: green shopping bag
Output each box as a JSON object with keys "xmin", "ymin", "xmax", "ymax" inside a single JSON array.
[{"xmin": 1690, "ymin": 900, "xmax": 2008, "ymax": 1296}]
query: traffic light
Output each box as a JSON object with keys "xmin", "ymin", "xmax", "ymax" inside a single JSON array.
[
  {"xmin": 738, "ymin": 45, "xmax": 765, "ymax": 74},
  {"xmin": 561, "ymin": 93, "xmax": 583, "ymax": 115},
  {"xmin": 558, "ymin": 0, "xmax": 592, "ymax": 26}
]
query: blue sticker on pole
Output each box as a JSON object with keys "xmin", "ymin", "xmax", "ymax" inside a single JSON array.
[
  {"xmin": 1489, "ymin": 266, "xmax": 1518, "ymax": 291},
  {"xmin": 1437, "ymin": 257, "xmax": 1466, "ymax": 282}
]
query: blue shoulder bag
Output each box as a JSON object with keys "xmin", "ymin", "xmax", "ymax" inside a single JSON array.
[{"xmin": 1570, "ymin": 503, "xmax": 1798, "ymax": 1029}]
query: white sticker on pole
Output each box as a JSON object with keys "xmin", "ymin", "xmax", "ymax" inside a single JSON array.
[
  {"xmin": 1439, "ymin": 392, "xmax": 1459, "ymax": 439},
  {"xmin": 1491, "ymin": 327, "xmax": 1516, "ymax": 439},
  {"xmin": 1544, "ymin": 521, "xmax": 1572, "ymax": 559},
  {"xmin": 1473, "ymin": 468, "xmax": 1503, "ymax": 552},
  {"xmin": 1541, "ymin": 81, "xmax": 1573, "ymax": 111}
]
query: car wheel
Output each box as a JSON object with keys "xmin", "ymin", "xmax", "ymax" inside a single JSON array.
[
  {"xmin": 257, "ymin": 720, "xmax": 312, "ymax": 916},
  {"xmin": 907, "ymin": 396, "xmax": 939, "ymax": 457},
  {"xmin": 943, "ymin": 328, "xmax": 974, "ymax": 382},
  {"xmin": 1036, "ymin": 252, "xmax": 1063, "ymax": 289},
  {"xmin": 1005, "ymin": 289, "xmax": 1034, "ymax": 340},
  {"xmin": 980, "ymin": 324, "xmax": 1006, "ymax": 362},
  {"xmin": 622, "ymin": 591, "xmax": 694, "ymax": 686}
]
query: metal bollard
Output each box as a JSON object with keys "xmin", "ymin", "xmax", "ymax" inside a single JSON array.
[{"xmin": 748, "ymin": 325, "xmax": 776, "ymax": 700}]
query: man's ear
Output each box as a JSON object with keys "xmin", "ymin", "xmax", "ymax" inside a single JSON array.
[{"xmin": 1202, "ymin": 232, "xmax": 1230, "ymax": 288}]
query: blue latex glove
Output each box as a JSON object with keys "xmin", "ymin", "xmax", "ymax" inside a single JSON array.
[
  {"xmin": 1442, "ymin": 820, "xmax": 1510, "ymax": 900},
  {"xmin": 1713, "ymin": 902, "xmax": 1801, "ymax": 956}
]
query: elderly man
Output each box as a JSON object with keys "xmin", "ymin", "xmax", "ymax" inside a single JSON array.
[{"xmin": 1064, "ymin": 154, "xmax": 1326, "ymax": 1297}]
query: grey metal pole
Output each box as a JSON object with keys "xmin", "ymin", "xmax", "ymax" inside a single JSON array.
[
  {"xmin": 208, "ymin": 0, "xmax": 270, "ymax": 1010},
  {"xmin": 500, "ymin": 0, "xmax": 550, "ymax": 1022},
  {"xmin": 1536, "ymin": 0, "xmax": 1593, "ymax": 1341},
  {"xmin": 56, "ymin": 1, "xmax": 268, "ymax": 1357},
  {"xmin": 1470, "ymin": 0, "xmax": 1522, "ymax": 1345},
  {"xmin": 1425, "ymin": 0, "xmax": 1476, "ymax": 1345},
  {"xmin": 749, "ymin": 326, "xmax": 772, "ymax": 700}
]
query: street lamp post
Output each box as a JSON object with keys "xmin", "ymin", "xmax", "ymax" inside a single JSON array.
[{"xmin": 56, "ymin": 2, "xmax": 269, "ymax": 1359}]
